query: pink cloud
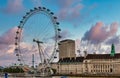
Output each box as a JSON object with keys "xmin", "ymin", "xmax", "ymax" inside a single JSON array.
[
  {"xmin": 109, "ymin": 22, "xmax": 119, "ymax": 36},
  {"xmin": 58, "ymin": 0, "xmax": 78, "ymax": 8},
  {"xmin": 57, "ymin": 0, "xmax": 83, "ymax": 21},
  {"xmin": 0, "ymin": 53, "xmax": 16, "ymax": 66},
  {"xmin": 2, "ymin": 0, "xmax": 24, "ymax": 13},
  {"xmin": 0, "ymin": 27, "xmax": 17, "ymax": 46},
  {"xmin": 82, "ymin": 22, "xmax": 119, "ymax": 44},
  {"xmin": 0, "ymin": 27, "xmax": 17, "ymax": 64}
]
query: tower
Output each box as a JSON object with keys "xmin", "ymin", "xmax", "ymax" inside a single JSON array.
[
  {"xmin": 32, "ymin": 54, "xmax": 35, "ymax": 68},
  {"xmin": 59, "ymin": 39, "xmax": 76, "ymax": 59},
  {"xmin": 110, "ymin": 44, "xmax": 115, "ymax": 57}
]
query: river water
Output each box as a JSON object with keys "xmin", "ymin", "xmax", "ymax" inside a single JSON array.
[{"xmin": 0, "ymin": 76, "xmax": 118, "ymax": 78}]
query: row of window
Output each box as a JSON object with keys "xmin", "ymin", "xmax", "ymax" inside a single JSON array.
[
  {"xmin": 91, "ymin": 68, "xmax": 113, "ymax": 73},
  {"xmin": 93, "ymin": 64, "xmax": 114, "ymax": 69}
]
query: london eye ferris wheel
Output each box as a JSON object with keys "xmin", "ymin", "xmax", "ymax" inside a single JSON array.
[{"xmin": 14, "ymin": 6, "xmax": 61, "ymax": 67}]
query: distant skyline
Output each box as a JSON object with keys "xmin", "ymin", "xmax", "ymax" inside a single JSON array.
[{"xmin": 0, "ymin": 0, "xmax": 120, "ymax": 66}]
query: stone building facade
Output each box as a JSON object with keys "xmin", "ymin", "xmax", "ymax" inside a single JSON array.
[
  {"xmin": 51, "ymin": 53, "xmax": 120, "ymax": 75},
  {"xmin": 51, "ymin": 41, "xmax": 120, "ymax": 75},
  {"xmin": 57, "ymin": 57, "xmax": 84, "ymax": 74},
  {"xmin": 59, "ymin": 39, "xmax": 76, "ymax": 59},
  {"xmin": 83, "ymin": 54, "xmax": 120, "ymax": 74}
]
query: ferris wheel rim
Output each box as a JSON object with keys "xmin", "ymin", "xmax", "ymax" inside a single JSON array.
[{"xmin": 14, "ymin": 6, "xmax": 61, "ymax": 65}]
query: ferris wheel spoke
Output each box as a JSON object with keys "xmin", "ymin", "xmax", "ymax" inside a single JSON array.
[
  {"xmin": 38, "ymin": 19, "xmax": 52, "ymax": 37},
  {"xmin": 42, "ymin": 44, "xmax": 51, "ymax": 59},
  {"xmin": 38, "ymin": 22, "xmax": 51, "ymax": 39}
]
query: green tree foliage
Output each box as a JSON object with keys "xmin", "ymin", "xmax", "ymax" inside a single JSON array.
[
  {"xmin": 0, "ymin": 68, "xmax": 2, "ymax": 72},
  {"xmin": 0, "ymin": 66, "xmax": 4, "ymax": 72},
  {"xmin": 2, "ymin": 67, "xmax": 24, "ymax": 73}
]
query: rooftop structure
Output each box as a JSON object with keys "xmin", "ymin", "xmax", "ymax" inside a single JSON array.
[{"xmin": 59, "ymin": 39, "xmax": 76, "ymax": 59}]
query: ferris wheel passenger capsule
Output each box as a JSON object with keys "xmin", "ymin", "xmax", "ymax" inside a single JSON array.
[
  {"xmin": 15, "ymin": 37, "xmax": 18, "ymax": 39},
  {"xmin": 38, "ymin": 7, "xmax": 41, "ymax": 9},
  {"xmin": 16, "ymin": 31, "xmax": 19, "ymax": 34},
  {"xmin": 34, "ymin": 7, "xmax": 38, "ymax": 10},
  {"xmin": 50, "ymin": 12, "xmax": 54, "ymax": 15},
  {"xmin": 58, "ymin": 28, "xmax": 61, "ymax": 31},
  {"xmin": 54, "ymin": 17, "xmax": 57, "ymax": 19},
  {"xmin": 47, "ymin": 9, "xmax": 50, "ymax": 12},
  {"xmin": 56, "ymin": 22, "xmax": 60, "ymax": 25},
  {"xmin": 23, "ymin": 16, "xmax": 26, "ymax": 18},
  {"xmin": 15, "ymin": 48, "xmax": 18, "ymax": 51},
  {"xmin": 26, "ymin": 12, "xmax": 30, "ymax": 15},
  {"xmin": 16, "ymin": 54, "xmax": 19, "ymax": 56},
  {"xmin": 58, "ymin": 35, "xmax": 62, "ymax": 38},
  {"xmin": 18, "ymin": 59, "xmax": 21, "ymax": 61},
  {"xmin": 56, "ymin": 50, "xmax": 59, "ymax": 52},
  {"xmin": 20, "ymin": 21, "xmax": 23, "ymax": 23},
  {"xmin": 43, "ymin": 7, "xmax": 46, "ymax": 10},
  {"xmin": 15, "ymin": 43, "xmax": 18, "ymax": 45},
  {"xmin": 30, "ymin": 9, "xmax": 33, "ymax": 12},
  {"xmin": 18, "ymin": 26, "xmax": 21, "ymax": 28}
]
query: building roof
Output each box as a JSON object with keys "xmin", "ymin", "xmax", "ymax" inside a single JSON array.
[
  {"xmin": 58, "ymin": 57, "xmax": 84, "ymax": 63},
  {"xmin": 59, "ymin": 39, "xmax": 75, "ymax": 43},
  {"xmin": 85, "ymin": 53, "xmax": 120, "ymax": 59}
]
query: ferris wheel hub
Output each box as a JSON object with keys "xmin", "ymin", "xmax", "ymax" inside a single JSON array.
[{"xmin": 33, "ymin": 38, "xmax": 43, "ymax": 43}]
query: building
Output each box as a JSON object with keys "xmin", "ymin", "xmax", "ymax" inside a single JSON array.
[
  {"xmin": 58, "ymin": 57, "xmax": 84, "ymax": 74},
  {"xmin": 83, "ymin": 44, "xmax": 120, "ymax": 74},
  {"xmin": 83, "ymin": 53, "xmax": 120, "ymax": 74},
  {"xmin": 51, "ymin": 42, "xmax": 120, "ymax": 75},
  {"xmin": 59, "ymin": 39, "xmax": 76, "ymax": 59}
]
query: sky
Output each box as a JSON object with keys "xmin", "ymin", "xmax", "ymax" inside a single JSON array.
[{"xmin": 0, "ymin": 0, "xmax": 120, "ymax": 66}]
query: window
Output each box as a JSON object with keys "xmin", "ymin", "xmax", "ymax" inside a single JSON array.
[{"xmin": 110, "ymin": 68, "xmax": 113, "ymax": 72}]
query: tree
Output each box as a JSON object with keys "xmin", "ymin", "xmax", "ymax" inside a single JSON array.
[{"xmin": 3, "ymin": 66, "xmax": 24, "ymax": 73}]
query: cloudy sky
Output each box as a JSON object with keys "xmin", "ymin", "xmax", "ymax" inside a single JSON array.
[{"xmin": 0, "ymin": 0, "xmax": 120, "ymax": 66}]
